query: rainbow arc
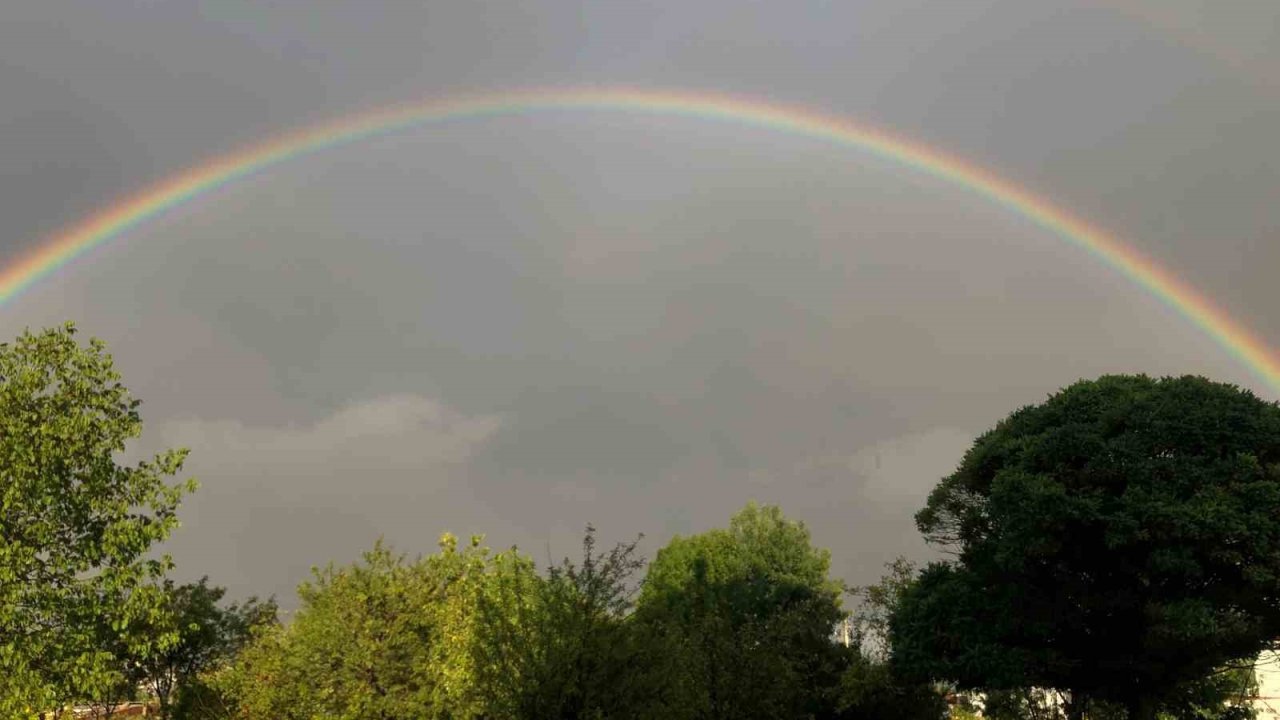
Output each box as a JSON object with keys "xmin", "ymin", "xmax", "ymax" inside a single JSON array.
[{"xmin": 6, "ymin": 87, "xmax": 1278, "ymax": 394}]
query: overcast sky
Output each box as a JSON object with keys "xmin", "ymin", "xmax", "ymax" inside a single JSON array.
[{"xmin": 1, "ymin": 0, "xmax": 1277, "ymax": 606}]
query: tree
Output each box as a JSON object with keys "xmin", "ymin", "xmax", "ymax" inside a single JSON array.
[
  {"xmin": 170, "ymin": 588, "xmax": 279, "ymax": 720},
  {"xmin": 128, "ymin": 577, "xmax": 276, "ymax": 719},
  {"xmin": 891, "ymin": 375, "xmax": 1280, "ymax": 720},
  {"xmin": 849, "ymin": 557, "xmax": 920, "ymax": 662},
  {"xmin": 837, "ymin": 558, "xmax": 948, "ymax": 720},
  {"xmin": 956, "ymin": 667, "xmax": 1257, "ymax": 720},
  {"xmin": 0, "ymin": 324, "xmax": 195, "ymax": 714},
  {"xmin": 224, "ymin": 535, "xmax": 496, "ymax": 720},
  {"xmin": 1159, "ymin": 665, "xmax": 1257, "ymax": 720},
  {"xmin": 228, "ymin": 541, "xmax": 439, "ymax": 720},
  {"xmin": 82, "ymin": 595, "xmax": 153, "ymax": 720},
  {"xmin": 472, "ymin": 526, "xmax": 662, "ymax": 720},
  {"xmin": 980, "ymin": 688, "xmax": 1074, "ymax": 720},
  {"xmin": 837, "ymin": 655, "xmax": 950, "ymax": 720},
  {"xmin": 635, "ymin": 502, "xmax": 848, "ymax": 719}
]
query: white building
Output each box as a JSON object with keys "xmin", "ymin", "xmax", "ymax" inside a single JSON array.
[{"xmin": 1253, "ymin": 652, "xmax": 1280, "ymax": 720}]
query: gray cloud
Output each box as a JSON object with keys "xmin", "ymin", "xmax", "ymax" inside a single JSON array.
[{"xmin": 154, "ymin": 394, "xmax": 501, "ymax": 602}]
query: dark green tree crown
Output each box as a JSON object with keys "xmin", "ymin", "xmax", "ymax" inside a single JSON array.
[{"xmin": 897, "ymin": 375, "xmax": 1280, "ymax": 707}]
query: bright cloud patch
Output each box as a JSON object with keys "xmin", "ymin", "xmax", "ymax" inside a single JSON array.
[
  {"xmin": 151, "ymin": 395, "xmax": 504, "ymax": 604},
  {"xmin": 159, "ymin": 394, "xmax": 501, "ymax": 485},
  {"xmin": 848, "ymin": 427, "xmax": 974, "ymax": 503}
]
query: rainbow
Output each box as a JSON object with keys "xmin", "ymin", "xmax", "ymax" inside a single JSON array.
[{"xmin": 7, "ymin": 87, "xmax": 1279, "ymax": 395}]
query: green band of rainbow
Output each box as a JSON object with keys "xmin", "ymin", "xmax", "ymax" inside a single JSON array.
[{"xmin": 7, "ymin": 87, "xmax": 1278, "ymax": 395}]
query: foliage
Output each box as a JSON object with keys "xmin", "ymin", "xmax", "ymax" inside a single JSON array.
[
  {"xmin": 893, "ymin": 375, "xmax": 1280, "ymax": 719},
  {"xmin": 1159, "ymin": 665, "xmax": 1258, "ymax": 720},
  {"xmin": 838, "ymin": 558, "xmax": 949, "ymax": 720},
  {"xmin": 473, "ymin": 526, "xmax": 661, "ymax": 719},
  {"xmin": 981, "ymin": 688, "xmax": 1071, "ymax": 720},
  {"xmin": 223, "ymin": 534, "xmax": 497, "ymax": 720},
  {"xmin": 222, "ymin": 507, "xmax": 858, "ymax": 720},
  {"xmin": 225, "ymin": 527, "xmax": 660, "ymax": 720},
  {"xmin": 0, "ymin": 324, "xmax": 195, "ymax": 715},
  {"xmin": 950, "ymin": 668, "xmax": 1257, "ymax": 720},
  {"xmin": 125, "ymin": 577, "xmax": 277, "ymax": 719},
  {"xmin": 635, "ymin": 502, "xmax": 848, "ymax": 720},
  {"xmin": 836, "ymin": 652, "xmax": 949, "ymax": 720},
  {"xmin": 10, "ymin": 330, "xmax": 1273, "ymax": 720},
  {"xmin": 849, "ymin": 557, "xmax": 920, "ymax": 662}
]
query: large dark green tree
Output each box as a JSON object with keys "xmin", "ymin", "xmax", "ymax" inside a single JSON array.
[
  {"xmin": 0, "ymin": 325, "xmax": 195, "ymax": 715},
  {"xmin": 891, "ymin": 375, "xmax": 1280, "ymax": 720}
]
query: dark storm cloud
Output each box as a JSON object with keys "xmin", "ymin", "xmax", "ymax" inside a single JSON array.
[{"xmin": 1, "ymin": 0, "xmax": 1277, "ymax": 605}]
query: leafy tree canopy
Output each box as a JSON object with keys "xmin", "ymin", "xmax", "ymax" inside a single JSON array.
[
  {"xmin": 0, "ymin": 324, "xmax": 194, "ymax": 714},
  {"xmin": 636, "ymin": 502, "xmax": 847, "ymax": 719},
  {"xmin": 135, "ymin": 578, "xmax": 277, "ymax": 719},
  {"xmin": 224, "ymin": 534, "xmax": 519, "ymax": 720},
  {"xmin": 892, "ymin": 375, "xmax": 1280, "ymax": 719},
  {"xmin": 473, "ymin": 526, "xmax": 662, "ymax": 720}
]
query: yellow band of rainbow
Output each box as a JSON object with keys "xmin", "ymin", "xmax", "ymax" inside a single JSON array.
[{"xmin": 6, "ymin": 87, "xmax": 1278, "ymax": 395}]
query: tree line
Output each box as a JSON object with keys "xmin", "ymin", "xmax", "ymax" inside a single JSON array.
[{"xmin": 2, "ymin": 324, "xmax": 1279, "ymax": 720}]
